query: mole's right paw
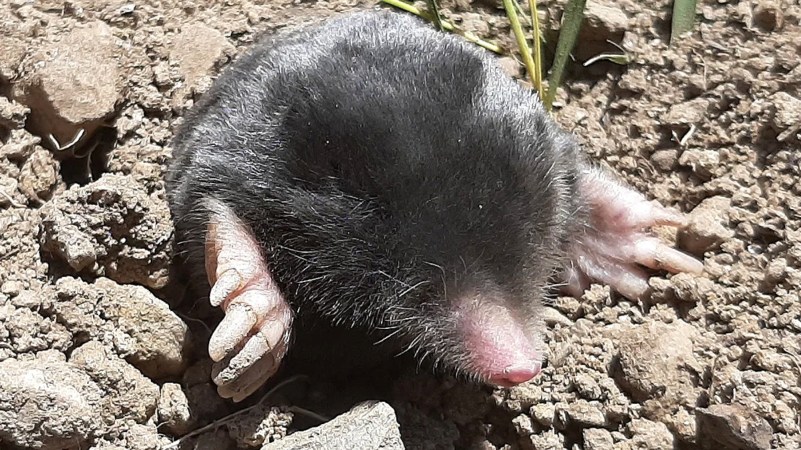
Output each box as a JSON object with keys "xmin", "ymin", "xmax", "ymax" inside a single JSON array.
[
  {"xmin": 204, "ymin": 200, "xmax": 294, "ymax": 402},
  {"xmin": 562, "ymin": 167, "xmax": 704, "ymax": 301}
]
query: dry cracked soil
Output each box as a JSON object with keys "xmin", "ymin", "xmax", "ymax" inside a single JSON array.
[{"xmin": 0, "ymin": 0, "xmax": 800, "ymax": 449}]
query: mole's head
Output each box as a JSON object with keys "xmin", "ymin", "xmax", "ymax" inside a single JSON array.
[
  {"xmin": 273, "ymin": 87, "xmax": 583, "ymax": 386},
  {"xmin": 261, "ymin": 15, "xmax": 584, "ymax": 386}
]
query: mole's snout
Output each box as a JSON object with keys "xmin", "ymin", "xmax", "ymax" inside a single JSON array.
[{"xmin": 454, "ymin": 294, "xmax": 543, "ymax": 387}]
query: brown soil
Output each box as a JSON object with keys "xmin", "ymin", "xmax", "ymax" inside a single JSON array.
[{"xmin": 0, "ymin": 0, "xmax": 799, "ymax": 449}]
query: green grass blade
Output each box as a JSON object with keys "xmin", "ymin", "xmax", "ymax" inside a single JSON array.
[
  {"xmin": 670, "ymin": 0, "xmax": 697, "ymax": 44},
  {"xmin": 502, "ymin": 0, "xmax": 540, "ymax": 95},
  {"xmin": 514, "ymin": 0, "xmax": 530, "ymax": 25},
  {"xmin": 426, "ymin": 0, "xmax": 444, "ymax": 31},
  {"xmin": 528, "ymin": 0, "xmax": 544, "ymax": 101},
  {"xmin": 544, "ymin": 0, "xmax": 587, "ymax": 110}
]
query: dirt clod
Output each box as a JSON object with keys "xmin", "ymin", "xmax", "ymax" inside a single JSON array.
[
  {"xmin": 0, "ymin": 96, "xmax": 28, "ymax": 130},
  {"xmin": 12, "ymin": 21, "xmax": 123, "ymax": 156},
  {"xmin": 53, "ymin": 277, "xmax": 191, "ymax": 378},
  {"xmin": 582, "ymin": 427, "xmax": 614, "ymax": 450},
  {"xmin": 613, "ymin": 321, "xmax": 700, "ymax": 403},
  {"xmin": 625, "ymin": 418, "xmax": 675, "ymax": 449},
  {"xmin": 70, "ymin": 340, "xmax": 160, "ymax": 424},
  {"xmin": 679, "ymin": 195, "xmax": 735, "ymax": 255},
  {"xmin": 227, "ymin": 404, "xmax": 294, "ymax": 448},
  {"xmin": 678, "ymin": 149, "xmax": 721, "ymax": 181},
  {"xmin": 1, "ymin": 129, "xmax": 39, "ymax": 162},
  {"xmin": 0, "ymin": 357, "xmax": 103, "ymax": 449},
  {"xmin": 751, "ymin": 1, "xmax": 784, "ymax": 32},
  {"xmin": 39, "ymin": 173, "xmax": 173, "ymax": 289},
  {"xmin": 169, "ymin": 23, "xmax": 235, "ymax": 103},
  {"xmin": 18, "ymin": 147, "xmax": 60, "ymax": 203},
  {"xmin": 584, "ymin": 3, "xmax": 629, "ymax": 37},
  {"xmin": 158, "ymin": 382, "xmax": 195, "ymax": 436},
  {"xmin": 696, "ymin": 404, "xmax": 773, "ymax": 450},
  {"xmin": 555, "ymin": 400, "xmax": 606, "ymax": 428}
]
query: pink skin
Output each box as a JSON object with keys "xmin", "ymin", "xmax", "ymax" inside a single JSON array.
[{"xmin": 203, "ymin": 168, "xmax": 703, "ymax": 400}]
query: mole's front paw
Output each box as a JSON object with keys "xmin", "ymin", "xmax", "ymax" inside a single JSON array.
[
  {"xmin": 204, "ymin": 200, "xmax": 293, "ymax": 402},
  {"xmin": 563, "ymin": 167, "xmax": 704, "ymax": 300}
]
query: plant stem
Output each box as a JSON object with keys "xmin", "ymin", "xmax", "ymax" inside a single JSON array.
[
  {"xmin": 427, "ymin": 0, "xmax": 444, "ymax": 31},
  {"xmin": 528, "ymin": 0, "xmax": 544, "ymax": 102},
  {"xmin": 502, "ymin": 0, "xmax": 539, "ymax": 94},
  {"xmin": 381, "ymin": 0, "xmax": 503, "ymax": 54}
]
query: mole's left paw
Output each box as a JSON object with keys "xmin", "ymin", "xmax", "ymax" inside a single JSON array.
[
  {"xmin": 562, "ymin": 167, "xmax": 704, "ymax": 300},
  {"xmin": 204, "ymin": 200, "xmax": 293, "ymax": 402}
]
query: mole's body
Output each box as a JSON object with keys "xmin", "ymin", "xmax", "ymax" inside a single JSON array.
[{"xmin": 166, "ymin": 9, "xmax": 702, "ymax": 401}]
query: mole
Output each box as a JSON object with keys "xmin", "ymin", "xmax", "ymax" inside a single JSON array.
[{"xmin": 166, "ymin": 9, "xmax": 704, "ymax": 402}]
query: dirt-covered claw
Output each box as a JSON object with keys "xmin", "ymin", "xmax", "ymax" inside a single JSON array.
[
  {"xmin": 208, "ymin": 302, "xmax": 258, "ymax": 362},
  {"xmin": 231, "ymin": 369, "xmax": 274, "ymax": 403},
  {"xmin": 580, "ymin": 167, "xmax": 690, "ymax": 230},
  {"xmin": 228, "ymin": 356, "xmax": 280, "ymax": 403},
  {"xmin": 562, "ymin": 263, "xmax": 591, "ymax": 298},
  {"xmin": 645, "ymin": 202, "xmax": 688, "ymax": 227},
  {"xmin": 632, "ymin": 237, "xmax": 705, "ymax": 274},
  {"xmin": 572, "ymin": 253, "xmax": 651, "ymax": 300},
  {"xmin": 209, "ymin": 268, "xmax": 244, "ymax": 307},
  {"xmin": 213, "ymin": 336, "xmax": 287, "ymax": 402},
  {"xmin": 599, "ymin": 263, "xmax": 651, "ymax": 301}
]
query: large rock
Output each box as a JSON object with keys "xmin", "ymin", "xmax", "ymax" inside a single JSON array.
[{"xmin": 262, "ymin": 401, "xmax": 404, "ymax": 450}]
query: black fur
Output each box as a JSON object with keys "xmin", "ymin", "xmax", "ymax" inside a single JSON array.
[{"xmin": 166, "ymin": 9, "xmax": 585, "ymax": 379}]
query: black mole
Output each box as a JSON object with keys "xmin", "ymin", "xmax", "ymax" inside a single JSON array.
[{"xmin": 166, "ymin": 9, "xmax": 703, "ymax": 401}]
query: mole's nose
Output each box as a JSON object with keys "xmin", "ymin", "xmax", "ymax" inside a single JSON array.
[{"xmin": 488, "ymin": 363, "xmax": 541, "ymax": 387}]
